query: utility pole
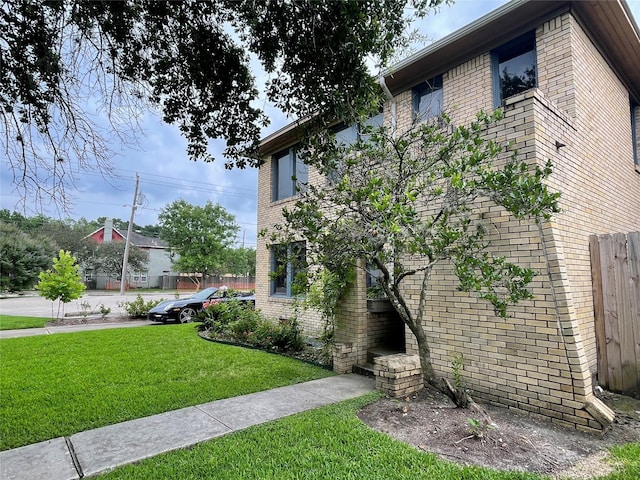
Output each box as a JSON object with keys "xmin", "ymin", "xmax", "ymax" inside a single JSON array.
[{"xmin": 120, "ymin": 173, "xmax": 140, "ymax": 295}]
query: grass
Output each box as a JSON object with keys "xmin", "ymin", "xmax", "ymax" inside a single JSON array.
[
  {"xmin": 99, "ymin": 393, "xmax": 640, "ymax": 480},
  {"xmin": 604, "ymin": 443, "xmax": 640, "ymax": 480},
  {"xmin": 0, "ymin": 314, "xmax": 48, "ymax": 330},
  {"xmin": 0, "ymin": 324, "xmax": 333, "ymax": 451}
]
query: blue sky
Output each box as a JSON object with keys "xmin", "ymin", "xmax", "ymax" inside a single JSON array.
[{"xmin": 1, "ymin": 0, "xmax": 639, "ymax": 249}]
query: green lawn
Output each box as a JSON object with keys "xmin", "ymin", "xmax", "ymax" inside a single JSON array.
[
  {"xmin": 0, "ymin": 324, "xmax": 333, "ymax": 451},
  {"xmin": 100, "ymin": 393, "xmax": 640, "ymax": 480},
  {"xmin": 0, "ymin": 314, "xmax": 48, "ymax": 330}
]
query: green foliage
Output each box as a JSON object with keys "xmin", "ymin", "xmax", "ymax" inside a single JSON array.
[
  {"xmin": 223, "ymin": 247, "xmax": 257, "ymax": 276},
  {"xmin": 276, "ymin": 111, "xmax": 560, "ymax": 319},
  {"xmin": 159, "ymin": 200, "xmax": 239, "ymax": 279},
  {"xmin": 607, "ymin": 442, "xmax": 640, "ymax": 479},
  {"xmin": 466, "ymin": 417, "xmax": 494, "ymax": 439},
  {"xmin": 451, "ymin": 354, "xmax": 465, "ymax": 390},
  {"xmin": 99, "ymin": 393, "xmax": 573, "ymax": 480},
  {"xmin": 254, "ymin": 318, "xmax": 305, "ymax": 353},
  {"xmin": 199, "ymin": 300, "xmax": 250, "ymax": 335},
  {"xmin": 367, "ymin": 283, "xmax": 386, "ymax": 299},
  {"xmin": 0, "ymin": 210, "xmax": 92, "ymax": 254},
  {"xmin": 79, "ymin": 300, "xmax": 92, "ymax": 319},
  {"xmin": 0, "ymin": 325, "xmax": 332, "ymax": 450},
  {"xmin": 1, "ymin": 1, "xmax": 447, "ymax": 210},
  {"xmin": 0, "ymin": 221, "xmax": 54, "ymax": 291},
  {"xmin": 99, "ymin": 304, "xmax": 111, "ymax": 318},
  {"xmin": 200, "ymin": 301, "xmax": 304, "ymax": 353},
  {"xmin": 305, "ymin": 268, "xmax": 354, "ymax": 347},
  {"xmin": 35, "ymin": 250, "xmax": 85, "ymax": 317},
  {"xmin": 118, "ymin": 294, "xmax": 163, "ymax": 318}
]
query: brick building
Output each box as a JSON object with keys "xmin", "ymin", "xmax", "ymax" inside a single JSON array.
[{"xmin": 256, "ymin": 0, "xmax": 640, "ymax": 431}]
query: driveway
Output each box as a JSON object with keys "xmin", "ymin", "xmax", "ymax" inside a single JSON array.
[{"xmin": 0, "ymin": 291, "xmax": 184, "ymax": 318}]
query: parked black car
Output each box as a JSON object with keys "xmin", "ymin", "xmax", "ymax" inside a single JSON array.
[{"xmin": 147, "ymin": 287, "xmax": 255, "ymax": 323}]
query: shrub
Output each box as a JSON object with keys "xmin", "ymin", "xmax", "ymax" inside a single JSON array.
[
  {"xmin": 227, "ymin": 312, "xmax": 261, "ymax": 343},
  {"xmin": 200, "ymin": 302, "xmax": 304, "ymax": 354},
  {"xmin": 254, "ymin": 318, "xmax": 304, "ymax": 352},
  {"xmin": 199, "ymin": 300, "xmax": 251, "ymax": 334},
  {"xmin": 118, "ymin": 295, "xmax": 163, "ymax": 318}
]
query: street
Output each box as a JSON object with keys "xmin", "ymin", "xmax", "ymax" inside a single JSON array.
[{"xmin": 0, "ymin": 291, "xmax": 175, "ymax": 318}]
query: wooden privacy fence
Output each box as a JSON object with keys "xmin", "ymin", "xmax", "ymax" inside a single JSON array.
[{"xmin": 590, "ymin": 232, "xmax": 640, "ymax": 399}]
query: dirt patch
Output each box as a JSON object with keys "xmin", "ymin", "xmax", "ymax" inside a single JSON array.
[{"xmin": 358, "ymin": 386, "xmax": 640, "ymax": 477}]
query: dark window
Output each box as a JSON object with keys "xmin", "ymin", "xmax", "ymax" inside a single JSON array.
[
  {"xmin": 492, "ymin": 32, "xmax": 537, "ymax": 107},
  {"xmin": 272, "ymin": 147, "xmax": 308, "ymax": 201},
  {"xmin": 412, "ymin": 75, "xmax": 443, "ymax": 121},
  {"xmin": 270, "ymin": 242, "xmax": 306, "ymax": 297},
  {"xmin": 328, "ymin": 111, "xmax": 384, "ymax": 185}
]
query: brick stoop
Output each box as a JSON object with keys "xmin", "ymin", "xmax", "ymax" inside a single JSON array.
[{"xmin": 373, "ymin": 353, "xmax": 424, "ymax": 398}]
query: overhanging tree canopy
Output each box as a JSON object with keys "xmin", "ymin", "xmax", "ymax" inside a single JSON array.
[{"xmin": 1, "ymin": 0, "xmax": 443, "ymax": 211}]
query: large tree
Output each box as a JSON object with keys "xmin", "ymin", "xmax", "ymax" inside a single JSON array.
[
  {"xmin": 1, "ymin": 0, "xmax": 443, "ymax": 212},
  {"xmin": 159, "ymin": 200, "xmax": 239, "ymax": 282},
  {"xmin": 224, "ymin": 247, "xmax": 257, "ymax": 277},
  {"xmin": 269, "ymin": 111, "xmax": 560, "ymax": 406},
  {"xmin": 0, "ymin": 222, "xmax": 55, "ymax": 292}
]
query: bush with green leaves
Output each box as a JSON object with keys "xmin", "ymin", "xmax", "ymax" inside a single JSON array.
[
  {"xmin": 200, "ymin": 301, "xmax": 304, "ymax": 353},
  {"xmin": 118, "ymin": 295, "xmax": 164, "ymax": 318},
  {"xmin": 254, "ymin": 318, "xmax": 305, "ymax": 352},
  {"xmin": 199, "ymin": 300, "xmax": 252, "ymax": 334}
]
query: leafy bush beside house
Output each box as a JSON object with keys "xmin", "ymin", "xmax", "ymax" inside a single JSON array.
[{"xmin": 199, "ymin": 301, "xmax": 305, "ymax": 355}]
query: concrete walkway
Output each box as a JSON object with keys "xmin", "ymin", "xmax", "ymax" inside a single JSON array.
[
  {"xmin": 0, "ymin": 320, "xmax": 155, "ymax": 339},
  {"xmin": 0, "ymin": 374, "xmax": 375, "ymax": 479}
]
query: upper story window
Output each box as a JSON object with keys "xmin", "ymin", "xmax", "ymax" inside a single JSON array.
[
  {"xmin": 492, "ymin": 31, "xmax": 537, "ymax": 108},
  {"xmin": 333, "ymin": 111, "xmax": 384, "ymax": 147},
  {"xmin": 272, "ymin": 146, "xmax": 308, "ymax": 201},
  {"xmin": 328, "ymin": 111, "xmax": 384, "ymax": 185},
  {"xmin": 412, "ymin": 75, "xmax": 443, "ymax": 121},
  {"xmin": 335, "ymin": 123, "xmax": 358, "ymax": 147}
]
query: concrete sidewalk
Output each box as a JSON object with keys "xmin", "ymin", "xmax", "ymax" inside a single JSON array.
[
  {"xmin": 0, "ymin": 374, "xmax": 375, "ymax": 479},
  {"xmin": 0, "ymin": 321, "xmax": 156, "ymax": 339}
]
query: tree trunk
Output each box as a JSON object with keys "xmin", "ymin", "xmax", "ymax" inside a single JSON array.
[
  {"xmin": 410, "ymin": 315, "xmax": 472, "ymax": 408},
  {"xmin": 383, "ymin": 268, "xmax": 473, "ymax": 408}
]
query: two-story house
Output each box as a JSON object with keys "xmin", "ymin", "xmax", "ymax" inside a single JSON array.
[
  {"xmin": 256, "ymin": 0, "xmax": 640, "ymax": 431},
  {"xmin": 85, "ymin": 218, "xmax": 173, "ymax": 289}
]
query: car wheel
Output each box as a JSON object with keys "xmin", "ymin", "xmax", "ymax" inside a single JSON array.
[{"xmin": 178, "ymin": 307, "xmax": 196, "ymax": 323}]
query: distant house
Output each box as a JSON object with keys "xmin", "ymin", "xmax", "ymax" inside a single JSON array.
[
  {"xmin": 256, "ymin": 0, "xmax": 640, "ymax": 431},
  {"xmin": 84, "ymin": 218, "xmax": 174, "ymax": 289}
]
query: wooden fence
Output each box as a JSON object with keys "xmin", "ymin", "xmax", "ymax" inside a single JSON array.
[{"xmin": 589, "ymin": 232, "xmax": 640, "ymax": 399}]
